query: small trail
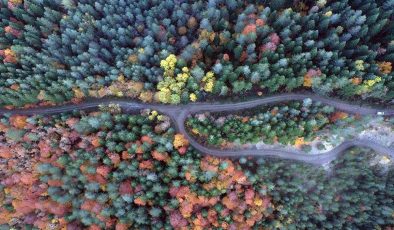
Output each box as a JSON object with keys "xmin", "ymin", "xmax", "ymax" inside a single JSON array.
[{"xmin": 1, "ymin": 93, "xmax": 393, "ymax": 165}]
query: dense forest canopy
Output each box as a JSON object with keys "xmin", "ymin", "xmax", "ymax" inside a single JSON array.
[
  {"xmin": 0, "ymin": 111, "xmax": 393, "ymax": 229},
  {"xmin": 0, "ymin": 0, "xmax": 393, "ymax": 229},
  {"xmin": 0, "ymin": 0, "xmax": 393, "ymax": 106}
]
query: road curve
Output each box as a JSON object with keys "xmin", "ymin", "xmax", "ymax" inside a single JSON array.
[{"xmin": 1, "ymin": 93, "xmax": 393, "ymax": 165}]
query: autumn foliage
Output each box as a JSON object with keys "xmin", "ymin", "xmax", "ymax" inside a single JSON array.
[
  {"xmin": 168, "ymin": 157, "xmax": 272, "ymax": 228},
  {"xmin": 9, "ymin": 115, "xmax": 28, "ymax": 129},
  {"xmin": 0, "ymin": 111, "xmax": 276, "ymax": 229},
  {"xmin": 173, "ymin": 133, "xmax": 189, "ymax": 154},
  {"xmin": 330, "ymin": 111, "xmax": 349, "ymax": 122}
]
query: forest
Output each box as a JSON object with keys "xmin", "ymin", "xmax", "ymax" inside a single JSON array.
[
  {"xmin": 0, "ymin": 0, "xmax": 393, "ymax": 107},
  {"xmin": 0, "ymin": 111, "xmax": 393, "ymax": 229},
  {"xmin": 186, "ymin": 98, "xmax": 353, "ymax": 148},
  {"xmin": 0, "ymin": 0, "xmax": 393, "ymax": 229}
]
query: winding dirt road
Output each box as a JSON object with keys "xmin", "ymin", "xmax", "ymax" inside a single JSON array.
[{"xmin": 1, "ymin": 93, "xmax": 393, "ymax": 165}]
